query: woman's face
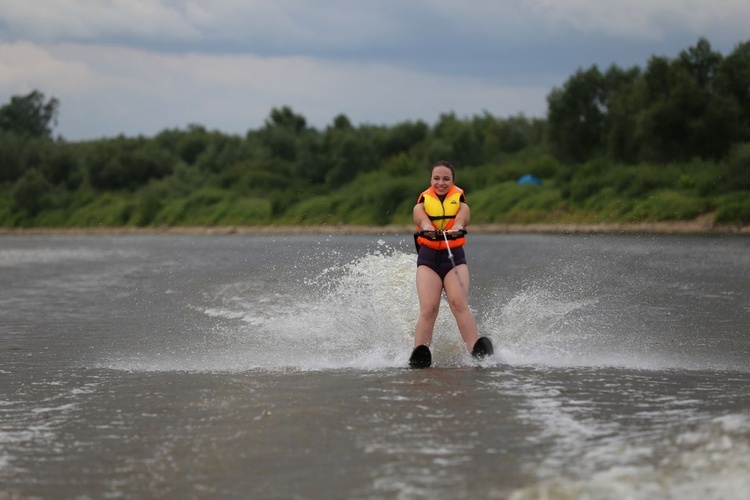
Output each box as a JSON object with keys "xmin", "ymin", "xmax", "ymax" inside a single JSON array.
[{"xmin": 430, "ymin": 166, "xmax": 454, "ymax": 196}]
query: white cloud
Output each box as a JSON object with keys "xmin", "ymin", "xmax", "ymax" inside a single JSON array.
[
  {"xmin": 0, "ymin": 42, "xmax": 550, "ymax": 140},
  {"xmin": 0, "ymin": 41, "xmax": 101, "ymax": 93}
]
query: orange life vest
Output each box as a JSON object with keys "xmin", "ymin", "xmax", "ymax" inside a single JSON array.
[{"xmin": 415, "ymin": 185, "xmax": 466, "ymax": 250}]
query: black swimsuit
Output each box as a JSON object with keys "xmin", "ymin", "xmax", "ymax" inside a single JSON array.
[{"xmin": 417, "ymin": 245, "xmax": 467, "ymax": 281}]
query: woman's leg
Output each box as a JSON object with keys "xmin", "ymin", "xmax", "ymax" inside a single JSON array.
[
  {"xmin": 443, "ymin": 264, "xmax": 480, "ymax": 351},
  {"xmin": 414, "ymin": 266, "xmax": 444, "ymax": 347}
]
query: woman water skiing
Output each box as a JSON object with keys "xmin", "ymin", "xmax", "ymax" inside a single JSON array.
[{"xmin": 409, "ymin": 160, "xmax": 493, "ymax": 368}]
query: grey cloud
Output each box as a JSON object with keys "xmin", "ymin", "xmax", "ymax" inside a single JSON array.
[{"xmin": 3, "ymin": 1, "xmax": 741, "ymax": 47}]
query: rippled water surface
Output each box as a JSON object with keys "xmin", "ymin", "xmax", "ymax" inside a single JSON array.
[{"xmin": 1, "ymin": 233, "xmax": 749, "ymax": 498}]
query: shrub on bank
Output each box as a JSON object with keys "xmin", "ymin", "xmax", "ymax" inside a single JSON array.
[
  {"xmin": 714, "ymin": 192, "xmax": 750, "ymax": 224},
  {"xmin": 626, "ymin": 190, "xmax": 710, "ymax": 222}
]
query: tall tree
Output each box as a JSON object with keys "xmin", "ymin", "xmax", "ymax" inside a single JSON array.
[
  {"xmin": 637, "ymin": 38, "xmax": 740, "ymax": 161},
  {"xmin": 433, "ymin": 112, "xmax": 481, "ymax": 166},
  {"xmin": 258, "ymin": 106, "xmax": 310, "ymax": 163},
  {"xmin": 715, "ymin": 40, "xmax": 750, "ymax": 141},
  {"xmin": 0, "ymin": 90, "xmax": 59, "ymax": 138},
  {"xmin": 321, "ymin": 121, "xmax": 377, "ymax": 188},
  {"xmin": 603, "ymin": 65, "xmax": 642, "ymax": 163},
  {"xmin": 547, "ymin": 66, "xmax": 608, "ymax": 162}
]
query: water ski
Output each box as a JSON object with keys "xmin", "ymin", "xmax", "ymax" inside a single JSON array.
[
  {"xmin": 409, "ymin": 345, "xmax": 432, "ymax": 368},
  {"xmin": 471, "ymin": 337, "xmax": 494, "ymax": 359}
]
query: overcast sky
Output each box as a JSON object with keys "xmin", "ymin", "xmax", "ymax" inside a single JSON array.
[{"xmin": 1, "ymin": 0, "xmax": 748, "ymax": 141}]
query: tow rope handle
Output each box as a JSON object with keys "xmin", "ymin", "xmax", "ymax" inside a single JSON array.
[{"xmin": 416, "ymin": 228, "xmax": 467, "ymax": 241}]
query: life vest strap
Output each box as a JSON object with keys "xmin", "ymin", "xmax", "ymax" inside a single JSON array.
[{"xmin": 428, "ymin": 214, "xmax": 455, "ymax": 221}]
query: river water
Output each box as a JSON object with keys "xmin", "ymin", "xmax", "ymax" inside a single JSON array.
[{"xmin": 1, "ymin": 233, "xmax": 749, "ymax": 499}]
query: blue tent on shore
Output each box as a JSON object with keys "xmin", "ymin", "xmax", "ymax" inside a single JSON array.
[{"xmin": 517, "ymin": 174, "xmax": 542, "ymax": 186}]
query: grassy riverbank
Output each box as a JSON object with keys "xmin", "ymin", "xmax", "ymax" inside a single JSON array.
[{"xmin": 3, "ymin": 148, "xmax": 749, "ymax": 232}]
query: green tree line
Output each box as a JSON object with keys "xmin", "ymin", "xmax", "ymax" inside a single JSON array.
[{"xmin": 1, "ymin": 38, "xmax": 749, "ymax": 228}]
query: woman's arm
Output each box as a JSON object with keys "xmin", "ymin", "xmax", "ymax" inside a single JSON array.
[
  {"xmin": 413, "ymin": 203, "xmax": 433, "ymax": 231},
  {"xmin": 453, "ymin": 203, "xmax": 471, "ymax": 230}
]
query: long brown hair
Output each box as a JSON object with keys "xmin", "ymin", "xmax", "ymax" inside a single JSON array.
[{"xmin": 431, "ymin": 160, "xmax": 455, "ymax": 180}]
